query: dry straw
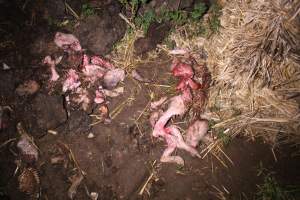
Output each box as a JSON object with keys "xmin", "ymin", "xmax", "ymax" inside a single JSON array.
[{"xmin": 204, "ymin": 0, "xmax": 300, "ymax": 147}]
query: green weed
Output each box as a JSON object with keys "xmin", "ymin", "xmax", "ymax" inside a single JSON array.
[
  {"xmin": 191, "ymin": 2, "xmax": 207, "ymax": 20},
  {"xmin": 135, "ymin": 10, "xmax": 156, "ymax": 32},
  {"xmin": 256, "ymin": 164, "xmax": 299, "ymax": 200},
  {"xmin": 257, "ymin": 175, "xmax": 290, "ymax": 200},
  {"xmin": 217, "ymin": 128, "xmax": 231, "ymax": 146},
  {"xmin": 81, "ymin": 3, "xmax": 95, "ymax": 17},
  {"xmin": 209, "ymin": 4, "xmax": 222, "ymax": 33}
]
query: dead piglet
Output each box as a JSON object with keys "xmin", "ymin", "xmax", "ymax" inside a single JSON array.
[
  {"xmin": 94, "ymin": 88, "xmax": 105, "ymax": 104},
  {"xmin": 91, "ymin": 55, "xmax": 114, "ymax": 69},
  {"xmin": 54, "ymin": 32, "xmax": 82, "ymax": 52},
  {"xmin": 149, "ymin": 109, "xmax": 163, "ymax": 128},
  {"xmin": 185, "ymin": 120, "xmax": 211, "ymax": 148},
  {"xmin": 103, "ymin": 68, "xmax": 125, "ymax": 89},
  {"xmin": 63, "ymin": 69, "xmax": 81, "ymax": 92},
  {"xmin": 152, "ymin": 89, "xmax": 192, "ymax": 138},
  {"xmin": 172, "ymin": 60, "xmax": 200, "ymax": 91},
  {"xmin": 161, "ymin": 126, "xmax": 200, "ymax": 165},
  {"xmin": 160, "ymin": 142, "xmax": 184, "ymax": 165},
  {"xmin": 82, "ymin": 64, "xmax": 106, "ymax": 83},
  {"xmin": 72, "ymin": 88, "xmax": 91, "ymax": 111},
  {"xmin": 43, "ymin": 55, "xmax": 62, "ymax": 81}
]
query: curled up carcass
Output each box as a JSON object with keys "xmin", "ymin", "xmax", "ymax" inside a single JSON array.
[
  {"xmin": 151, "ymin": 58, "xmax": 211, "ymax": 165},
  {"xmin": 151, "ymin": 90, "xmax": 200, "ymax": 165}
]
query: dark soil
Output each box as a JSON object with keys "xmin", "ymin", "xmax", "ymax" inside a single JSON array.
[
  {"xmin": 0, "ymin": 1, "xmax": 300, "ymax": 200},
  {"xmin": 134, "ymin": 22, "xmax": 171, "ymax": 55},
  {"xmin": 74, "ymin": 1, "xmax": 126, "ymax": 55}
]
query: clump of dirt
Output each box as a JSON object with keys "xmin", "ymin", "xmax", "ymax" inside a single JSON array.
[
  {"xmin": 134, "ymin": 22, "xmax": 171, "ymax": 55},
  {"xmin": 74, "ymin": 1, "xmax": 126, "ymax": 55},
  {"xmin": 22, "ymin": 94, "xmax": 67, "ymax": 136}
]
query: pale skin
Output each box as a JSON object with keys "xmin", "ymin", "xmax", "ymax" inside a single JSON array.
[
  {"xmin": 160, "ymin": 125, "xmax": 201, "ymax": 165},
  {"xmin": 185, "ymin": 120, "xmax": 210, "ymax": 148}
]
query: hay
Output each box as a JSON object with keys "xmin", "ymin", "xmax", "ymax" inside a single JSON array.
[{"xmin": 204, "ymin": 0, "xmax": 300, "ymax": 146}]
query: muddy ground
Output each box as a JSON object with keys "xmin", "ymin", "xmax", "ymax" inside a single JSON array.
[{"xmin": 1, "ymin": 1, "xmax": 300, "ymax": 200}]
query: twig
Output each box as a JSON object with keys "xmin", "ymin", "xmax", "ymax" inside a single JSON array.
[
  {"xmin": 271, "ymin": 147, "xmax": 278, "ymax": 162},
  {"xmin": 138, "ymin": 172, "xmax": 154, "ymax": 196},
  {"xmin": 217, "ymin": 146, "xmax": 234, "ymax": 166},
  {"xmin": 0, "ymin": 138, "xmax": 16, "ymax": 150},
  {"xmin": 65, "ymin": 1, "xmax": 80, "ymax": 20},
  {"xmin": 118, "ymin": 13, "xmax": 136, "ymax": 30},
  {"xmin": 134, "ymin": 100, "xmax": 151, "ymax": 123},
  {"xmin": 58, "ymin": 142, "xmax": 84, "ymax": 175}
]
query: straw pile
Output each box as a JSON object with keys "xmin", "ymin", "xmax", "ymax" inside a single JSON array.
[{"xmin": 204, "ymin": 0, "xmax": 300, "ymax": 147}]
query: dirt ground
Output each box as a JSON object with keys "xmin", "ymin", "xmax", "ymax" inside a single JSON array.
[{"xmin": 0, "ymin": 1, "xmax": 300, "ymax": 200}]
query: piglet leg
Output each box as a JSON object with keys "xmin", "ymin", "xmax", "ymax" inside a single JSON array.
[
  {"xmin": 43, "ymin": 56, "xmax": 60, "ymax": 81},
  {"xmin": 50, "ymin": 64, "xmax": 60, "ymax": 81},
  {"xmin": 160, "ymin": 146, "xmax": 184, "ymax": 165},
  {"xmin": 166, "ymin": 126, "xmax": 201, "ymax": 158}
]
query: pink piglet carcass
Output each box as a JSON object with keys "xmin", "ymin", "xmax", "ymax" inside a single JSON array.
[
  {"xmin": 94, "ymin": 90, "xmax": 105, "ymax": 104},
  {"xmin": 43, "ymin": 56, "xmax": 60, "ymax": 81},
  {"xmin": 152, "ymin": 93, "xmax": 187, "ymax": 138},
  {"xmin": 54, "ymin": 32, "xmax": 82, "ymax": 52},
  {"xmin": 160, "ymin": 125, "xmax": 200, "ymax": 165},
  {"xmin": 91, "ymin": 56, "xmax": 114, "ymax": 69},
  {"xmin": 172, "ymin": 62, "xmax": 193, "ymax": 78},
  {"xmin": 62, "ymin": 69, "xmax": 81, "ymax": 92},
  {"xmin": 152, "ymin": 88, "xmax": 192, "ymax": 138},
  {"xmin": 185, "ymin": 120, "xmax": 210, "ymax": 148},
  {"xmin": 82, "ymin": 64, "xmax": 106, "ymax": 83}
]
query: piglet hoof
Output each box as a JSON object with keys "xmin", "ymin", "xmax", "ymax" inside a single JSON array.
[{"xmin": 160, "ymin": 155, "xmax": 184, "ymax": 166}]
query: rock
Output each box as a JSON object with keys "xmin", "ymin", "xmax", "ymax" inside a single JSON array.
[
  {"xmin": 87, "ymin": 132, "xmax": 95, "ymax": 139},
  {"xmin": 134, "ymin": 22, "xmax": 171, "ymax": 55},
  {"xmin": 32, "ymin": 94, "xmax": 67, "ymax": 131},
  {"xmin": 68, "ymin": 110, "xmax": 91, "ymax": 134},
  {"xmin": 74, "ymin": 1, "xmax": 126, "ymax": 55}
]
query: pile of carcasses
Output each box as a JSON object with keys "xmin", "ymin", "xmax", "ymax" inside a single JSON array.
[{"xmin": 43, "ymin": 32, "xmax": 125, "ymax": 117}]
